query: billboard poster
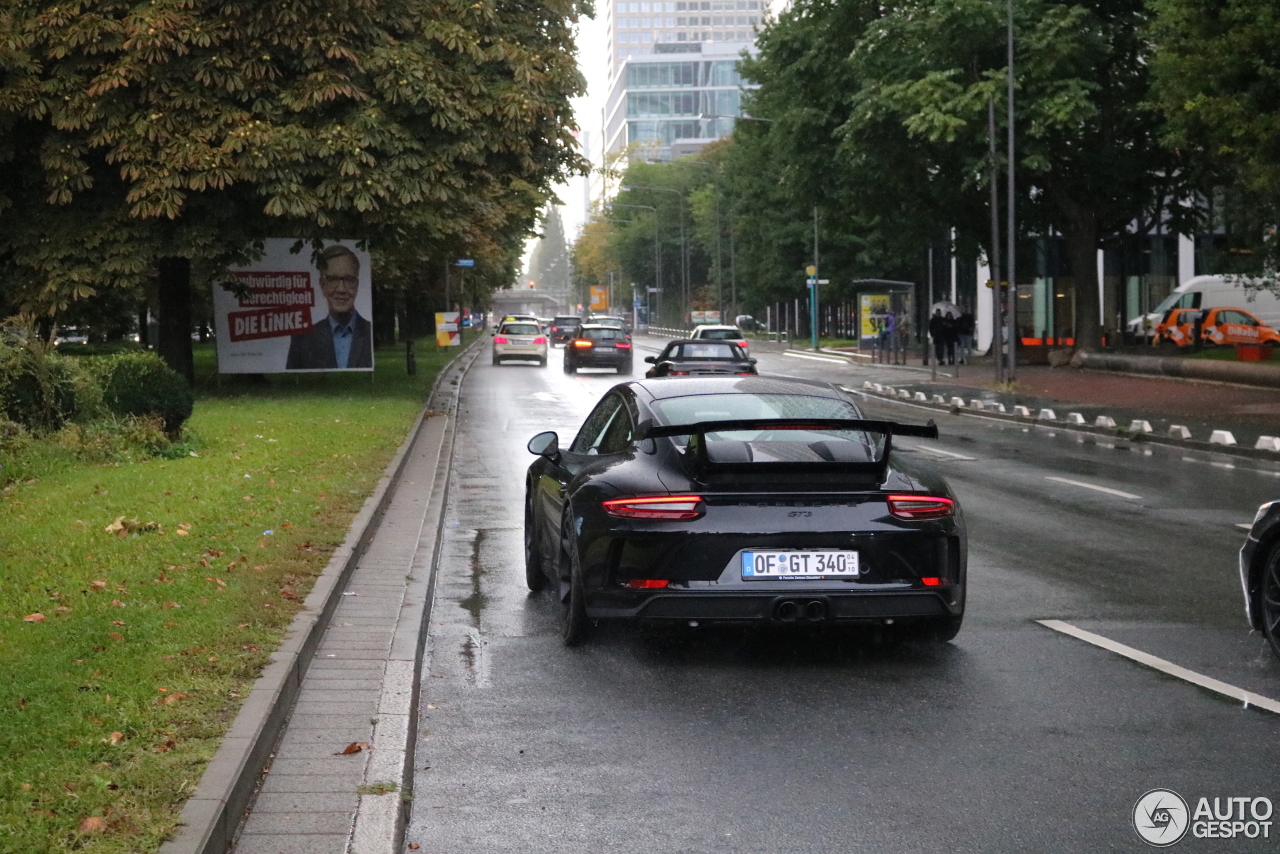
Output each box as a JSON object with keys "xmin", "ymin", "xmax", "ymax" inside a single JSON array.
[
  {"xmin": 590, "ymin": 286, "xmax": 609, "ymax": 311},
  {"xmin": 435, "ymin": 312, "xmax": 460, "ymax": 347},
  {"xmin": 859, "ymin": 294, "xmax": 891, "ymax": 338},
  {"xmin": 691, "ymin": 310, "xmax": 722, "ymax": 325},
  {"xmin": 214, "ymin": 239, "xmax": 374, "ymax": 373}
]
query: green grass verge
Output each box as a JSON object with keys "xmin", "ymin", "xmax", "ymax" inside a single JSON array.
[{"xmin": 0, "ymin": 334, "xmax": 469, "ymax": 852}]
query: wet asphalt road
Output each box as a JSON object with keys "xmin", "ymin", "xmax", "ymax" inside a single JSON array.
[{"xmin": 406, "ymin": 335, "xmax": 1280, "ymax": 853}]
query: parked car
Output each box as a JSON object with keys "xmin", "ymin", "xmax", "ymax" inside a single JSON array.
[
  {"xmin": 1129, "ymin": 275, "xmax": 1280, "ymax": 342},
  {"xmin": 1155, "ymin": 307, "xmax": 1280, "ymax": 349},
  {"xmin": 548, "ymin": 315, "xmax": 583, "ymax": 346},
  {"xmin": 1240, "ymin": 500, "xmax": 1280, "ymax": 657},
  {"xmin": 523, "ymin": 376, "xmax": 965, "ymax": 645},
  {"xmin": 644, "ymin": 340, "xmax": 757, "ymax": 378},
  {"xmin": 492, "ymin": 320, "xmax": 548, "ymax": 367},
  {"xmin": 690, "ymin": 324, "xmax": 749, "ymax": 353},
  {"xmin": 564, "ymin": 324, "xmax": 633, "ymax": 374},
  {"xmin": 736, "ymin": 314, "xmax": 767, "ymax": 333}
]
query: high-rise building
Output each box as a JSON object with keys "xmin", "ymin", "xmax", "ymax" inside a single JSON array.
[
  {"xmin": 605, "ymin": 0, "xmax": 765, "ymax": 79},
  {"xmin": 603, "ymin": 40, "xmax": 759, "ymax": 164}
]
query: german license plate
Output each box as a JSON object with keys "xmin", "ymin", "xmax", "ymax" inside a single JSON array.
[
  {"xmin": 741, "ymin": 550, "xmax": 859, "ymax": 579},
  {"xmin": 512, "ymin": 337, "xmax": 532, "ymax": 345}
]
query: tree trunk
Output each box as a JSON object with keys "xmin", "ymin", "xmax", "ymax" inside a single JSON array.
[
  {"xmin": 1062, "ymin": 221, "xmax": 1102, "ymax": 351},
  {"xmin": 157, "ymin": 257, "xmax": 195, "ymax": 385}
]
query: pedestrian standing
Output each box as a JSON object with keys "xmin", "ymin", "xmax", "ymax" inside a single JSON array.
[
  {"xmin": 928, "ymin": 309, "xmax": 947, "ymax": 365},
  {"xmin": 941, "ymin": 312, "xmax": 957, "ymax": 365},
  {"xmin": 957, "ymin": 307, "xmax": 975, "ymax": 364}
]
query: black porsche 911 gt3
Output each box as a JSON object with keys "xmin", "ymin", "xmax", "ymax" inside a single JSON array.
[{"xmin": 523, "ymin": 376, "xmax": 966, "ymax": 645}]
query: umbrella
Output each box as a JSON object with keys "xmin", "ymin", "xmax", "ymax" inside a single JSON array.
[{"xmin": 930, "ymin": 301, "xmax": 961, "ymax": 318}]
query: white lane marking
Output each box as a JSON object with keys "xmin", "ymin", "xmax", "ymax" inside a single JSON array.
[
  {"xmin": 782, "ymin": 351, "xmax": 850, "ymax": 364},
  {"xmin": 1237, "ymin": 523, "xmax": 1254, "ymax": 530},
  {"xmin": 1038, "ymin": 620, "xmax": 1280, "ymax": 715},
  {"xmin": 898, "ymin": 441, "xmax": 976, "ymax": 461},
  {"xmin": 1044, "ymin": 476, "xmax": 1141, "ymax": 500},
  {"xmin": 530, "ymin": 392, "xmax": 558, "ymax": 402}
]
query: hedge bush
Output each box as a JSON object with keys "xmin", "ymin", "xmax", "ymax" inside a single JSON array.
[
  {"xmin": 98, "ymin": 352, "xmax": 194, "ymax": 435},
  {"xmin": 0, "ymin": 343, "xmax": 92, "ymax": 433}
]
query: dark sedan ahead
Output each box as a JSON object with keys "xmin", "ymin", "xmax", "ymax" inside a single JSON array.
[
  {"xmin": 644, "ymin": 339, "xmax": 757, "ymax": 378},
  {"xmin": 564, "ymin": 324, "xmax": 633, "ymax": 374},
  {"xmin": 1241, "ymin": 499, "xmax": 1280, "ymax": 657},
  {"xmin": 523, "ymin": 376, "xmax": 965, "ymax": 645}
]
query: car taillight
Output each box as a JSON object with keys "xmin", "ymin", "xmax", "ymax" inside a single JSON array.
[
  {"xmin": 671, "ymin": 371, "xmax": 689, "ymax": 376},
  {"xmin": 920, "ymin": 577, "xmax": 943, "ymax": 586},
  {"xmin": 602, "ymin": 495, "xmax": 704, "ymax": 520},
  {"xmin": 493, "ymin": 336, "xmax": 508, "ymax": 344},
  {"xmin": 573, "ymin": 339, "xmax": 593, "ymax": 348},
  {"xmin": 887, "ymin": 495, "xmax": 955, "ymax": 520},
  {"xmin": 533, "ymin": 336, "xmax": 547, "ymax": 344},
  {"xmin": 624, "ymin": 579, "xmax": 670, "ymax": 589},
  {"xmin": 615, "ymin": 342, "xmax": 632, "ymax": 349}
]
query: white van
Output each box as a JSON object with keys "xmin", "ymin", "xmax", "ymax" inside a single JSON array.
[{"xmin": 1128, "ymin": 275, "xmax": 1280, "ymax": 341}]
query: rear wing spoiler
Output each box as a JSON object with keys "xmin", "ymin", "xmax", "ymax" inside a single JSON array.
[{"xmin": 637, "ymin": 418, "xmax": 938, "ymax": 473}]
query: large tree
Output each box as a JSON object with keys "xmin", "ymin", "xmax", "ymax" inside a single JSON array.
[
  {"xmin": 844, "ymin": 0, "xmax": 1190, "ymax": 349},
  {"xmin": 0, "ymin": 0, "xmax": 587, "ymax": 376}
]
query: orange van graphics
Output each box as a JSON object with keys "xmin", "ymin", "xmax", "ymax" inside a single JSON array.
[{"xmin": 1155, "ymin": 307, "xmax": 1280, "ymax": 348}]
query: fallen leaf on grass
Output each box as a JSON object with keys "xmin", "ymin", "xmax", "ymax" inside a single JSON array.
[
  {"xmin": 408, "ymin": 844, "xmax": 421, "ymax": 850},
  {"xmin": 106, "ymin": 632, "xmax": 124, "ymax": 642},
  {"xmin": 279, "ymin": 588, "xmax": 297, "ymax": 600},
  {"xmin": 104, "ymin": 516, "xmax": 160, "ymax": 537},
  {"xmin": 161, "ymin": 601, "xmax": 180, "ymax": 610},
  {"xmin": 175, "ymin": 529, "xmax": 188, "ymax": 536},
  {"xmin": 112, "ymin": 620, "xmax": 124, "ymax": 626},
  {"xmin": 336, "ymin": 742, "xmax": 370, "ymax": 755},
  {"xmin": 55, "ymin": 606, "xmax": 72, "ymax": 615},
  {"xmin": 104, "ymin": 732, "xmax": 124, "ymax": 745},
  {"xmin": 23, "ymin": 613, "xmax": 44, "ymax": 623},
  {"xmin": 78, "ymin": 816, "xmax": 107, "ymax": 834},
  {"xmin": 89, "ymin": 580, "xmax": 107, "ymax": 591},
  {"xmin": 156, "ymin": 692, "xmax": 188, "ymax": 706}
]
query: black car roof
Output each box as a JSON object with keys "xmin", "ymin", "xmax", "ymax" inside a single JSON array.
[{"xmin": 632, "ymin": 375, "xmax": 846, "ymax": 401}]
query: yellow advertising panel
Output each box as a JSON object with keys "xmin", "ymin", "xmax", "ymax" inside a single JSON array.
[
  {"xmin": 859, "ymin": 294, "xmax": 891, "ymax": 338},
  {"xmin": 590, "ymin": 286, "xmax": 609, "ymax": 311},
  {"xmin": 435, "ymin": 311, "xmax": 460, "ymax": 347}
]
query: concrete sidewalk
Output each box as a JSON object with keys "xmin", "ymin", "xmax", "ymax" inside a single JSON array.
[{"xmin": 160, "ymin": 343, "xmax": 479, "ymax": 854}]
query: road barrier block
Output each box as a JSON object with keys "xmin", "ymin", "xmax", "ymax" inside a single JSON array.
[
  {"xmin": 1255, "ymin": 436, "xmax": 1280, "ymax": 452},
  {"xmin": 989, "ymin": 402, "xmax": 1008, "ymax": 413},
  {"xmin": 899, "ymin": 389, "xmax": 913, "ymax": 399},
  {"xmin": 863, "ymin": 381, "xmax": 874, "ymax": 389},
  {"xmin": 1037, "ymin": 408, "xmax": 1057, "ymax": 421},
  {"xmin": 1209, "ymin": 430, "xmax": 1237, "ymax": 446},
  {"xmin": 1129, "ymin": 420, "xmax": 1153, "ymax": 433},
  {"xmin": 1014, "ymin": 405, "xmax": 1032, "ymax": 418},
  {"xmin": 950, "ymin": 397, "xmax": 967, "ymax": 408},
  {"xmin": 873, "ymin": 383, "xmax": 884, "ymax": 392},
  {"xmin": 1066, "ymin": 412, "xmax": 1086, "ymax": 424},
  {"xmin": 970, "ymin": 399, "xmax": 986, "ymax": 411},
  {"xmin": 1095, "ymin": 415, "xmax": 1116, "ymax": 428},
  {"xmin": 932, "ymin": 394, "xmax": 947, "ymax": 405},
  {"xmin": 914, "ymin": 391, "xmax": 928, "ymax": 402},
  {"xmin": 1168, "ymin": 425, "xmax": 1192, "ymax": 439}
]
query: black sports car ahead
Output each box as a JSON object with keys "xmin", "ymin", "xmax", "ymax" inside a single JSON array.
[
  {"xmin": 1241, "ymin": 499, "xmax": 1280, "ymax": 657},
  {"xmin": 644, "ymin": 339, "xmax": 757, "ymax": 378},
  {"xmin": 524, "ymin": 376, "xmax": 966, "ymax": 645}
]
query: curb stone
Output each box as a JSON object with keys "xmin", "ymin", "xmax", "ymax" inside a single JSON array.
[
  {"xmin": 159, "ymin": 338, "xmax": 482, "ymax": 854},
  {"xmin": 853, "ymin": 386, "xmax": 1280, "ymax": 465}
]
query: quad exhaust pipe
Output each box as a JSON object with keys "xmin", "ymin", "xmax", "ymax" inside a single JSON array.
[{"xmin": 773, "ymin": 598, "xmax": 828, "ymax": 623}]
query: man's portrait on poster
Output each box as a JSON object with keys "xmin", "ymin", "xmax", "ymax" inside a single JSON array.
[{"xmin": 286, "ymin": 245, "xmax": 373, "ymax": 370}]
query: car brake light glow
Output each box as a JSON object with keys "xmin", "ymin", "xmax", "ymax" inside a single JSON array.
[
  {"xmin": 624, "ymin": 579, "xmax": 670, "ymax": 589},
  {"xmin": 920, "ymin": 577, "xmax": 943, "ymax": 586},
  {"xmin": 493, "ymin": 336, "xmax": 508, "ymax": 344},
  {"xmin": 573, "ymin": 339, "xmax": 593, "ymax": 348},
  {"xmin": 602, "ymin": 495, "xmax": 704, "ymax": 520},
  {"xmin": 615, "ymin": 342, "xmax": 632, "ymax": 349},
  {"xmin": 886, "ymin": 495, "xmax": 955, "ymax": 520},
  {"xmin": 533, "ymin": 336, "xmax": 547, "ymax": 344}
]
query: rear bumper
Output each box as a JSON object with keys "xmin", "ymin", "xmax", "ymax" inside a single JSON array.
[{"xmin": 585, "ymin": 590, "xmax": 957, "ymax": 624}]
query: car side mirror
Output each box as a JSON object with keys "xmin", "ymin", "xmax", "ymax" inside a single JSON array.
[
  {"xmin": 644, "ymin": 356, "xmax": 657, "ymax": 363},
  {"xmin": 527, "ymin": 431, "xmax": 559, "ymax": 458},
  {"xmin": 748, "ymin": 358, "xmax": 757, "ymax": 365},
  {"xmin": 490, "ymin": 329, "xmax": 496, "ymax": 336}
]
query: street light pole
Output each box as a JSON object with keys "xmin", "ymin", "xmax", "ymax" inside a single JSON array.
[
  {"xmin": 611, "ymin": 203, "xmax": 659, "ymax": 325},
  {"xmin": 621, "ymin": 185, "xmax": 686, "ymax": 325},
  {"xmin": 1005, "ymin": 0, "xmax": 1018, "ymax": 381},
  {"xmin": 988, "ymin": 96, "xmax": 1004, "ymax": 384}
]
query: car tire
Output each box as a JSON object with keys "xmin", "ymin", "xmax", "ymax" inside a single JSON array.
[
  {"xmin": 619, "ymin": 360, "xmax": 633, "ymax": 375},
  {"xmin": 492, "ymin": 354, "xmax": 500, "ymax": 366},
  {"xmin": 564, "ymin": 361, "xmax": 576, "ymax": 374},
  {"xmin": 557, "ymin": 514, "xmax": 590, "ymax": 646},
  {"xmin": 1260, "ymin": 542, "xmax": 1280, "ymax": 658},
  {"xmin": 539, "ymin": 356, "xmax": 548, "ymax": 367},
  {"xmin": 524, "ymin": 498, "xmax": 547, "ymax": 592}
]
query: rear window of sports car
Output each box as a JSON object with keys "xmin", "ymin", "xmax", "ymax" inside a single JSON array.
[{"xmin": 651, "ymin": 393, "xmax": 857, "ymax": 425}]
